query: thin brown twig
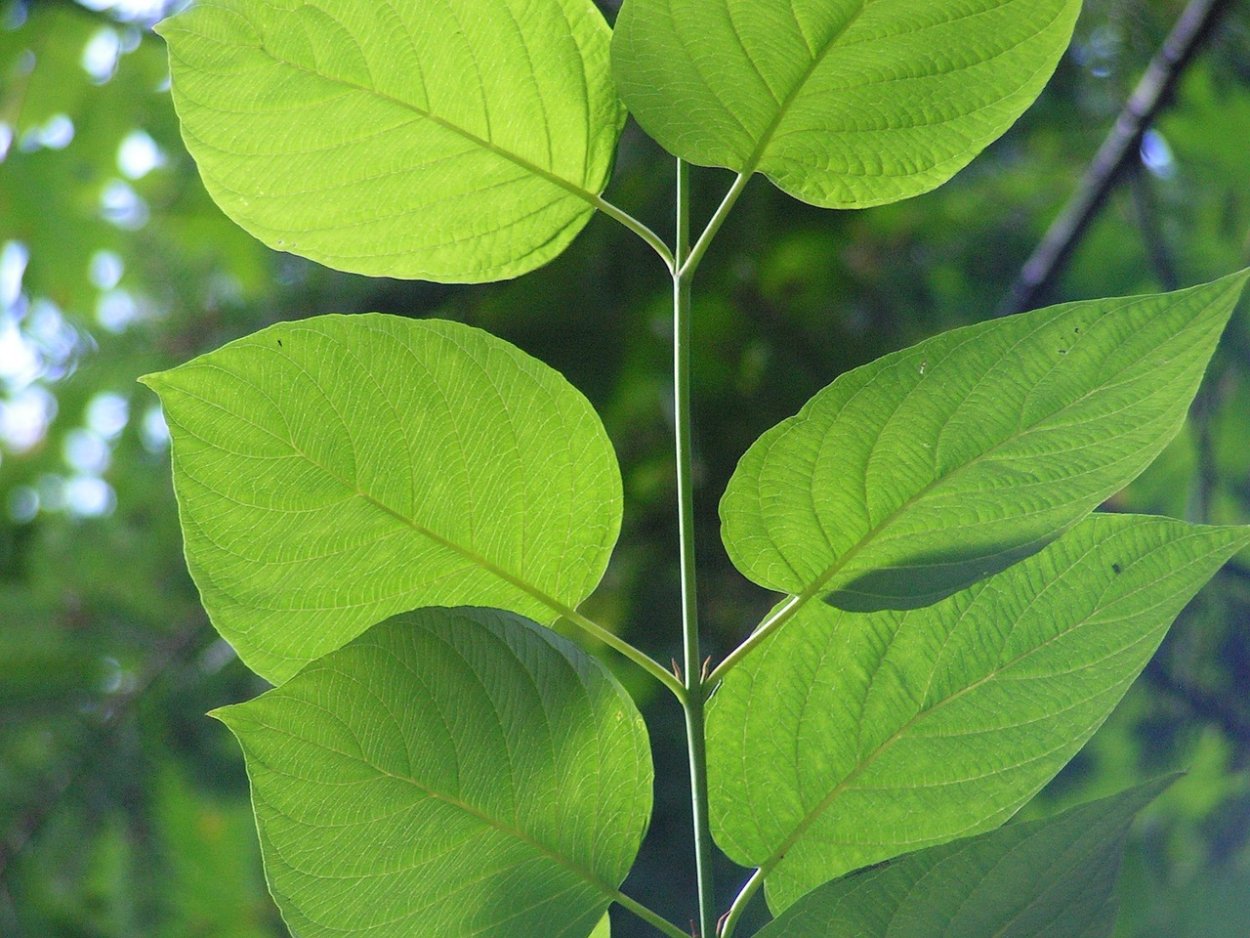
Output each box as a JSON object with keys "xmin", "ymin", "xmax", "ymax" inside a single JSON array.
[{"xmin": 1000, "ymin": 0, "xmax": 1237, "ymax": 315}]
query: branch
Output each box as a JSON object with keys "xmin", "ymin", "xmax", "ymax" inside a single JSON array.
[{"xmin": 999, "ymin": 0, "xmax": 1236, "ymax": 316}]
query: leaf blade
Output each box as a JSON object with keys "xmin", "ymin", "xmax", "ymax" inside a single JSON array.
[
  {"xmin": 755, "ymin": 779, "xmax": 1172, "ymax": 938},
  {"xmin": 143, "ymin": 315, "xmax": 622, "ymax": 683},
  {"xmin": 215, "ymin": 607, "xmax": 653, "ymax": 938},
  {"xmin": 721, "ymin": 272, "xmax": 1249, "ymax": 614},
  {"xmin": 707, "ymin": 514, "xmax": 1249, "ymax": 912},
  {"xmin": 612, "ymin": 0, "xmax": 1081, "ymax": 207},
  {"xmin": 158, "ymin": 0, "xmax": 625, "ymax": 282}
]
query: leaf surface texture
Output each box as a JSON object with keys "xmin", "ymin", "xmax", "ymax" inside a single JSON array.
[
  {"xmin": 755, "ymin": 780, "xmax": 1170, "ymax": 937},
  {"xmin": 720, "ymin": 273, "xmax": 1248, "ymax": 612},
  {"xmin": 216, "ymin": 607, "xmax": 653, "ymax": 938},
  {"xmin": 707, "ymin": 514, "xmax": 1249, "ymax": 912},
  {"xmin": 159, "ymin": 0, "xmax": 624, "ymax": 281},
  {"xmin": 144, "ymin": 315, "xmax": 621, "ymax": 682},
  {"xmin": 612, "ymin": 0, "xmax": 1081, "ymax": 206}
]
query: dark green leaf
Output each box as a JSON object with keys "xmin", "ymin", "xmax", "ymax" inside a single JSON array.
[{"xmin": 755, "ymin": 779, "xmax": 1172, "ymax": 938}]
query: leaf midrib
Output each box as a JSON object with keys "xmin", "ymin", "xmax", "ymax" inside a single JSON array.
[
  {"xmin": 246, "ymin": 713, "xmax": 627, "ymax": 914},
  {"xmin": 160, "ymin": 370, "xmax": 581, "ymax": 626},
  {"xmin": 759, "ymin": 296, "xmax": 1210, "ymax": 620},
  {"xmin": 749, "ymin": 529, "xmax": 1207, "ymax": 883},
  {"xmin": 736, "ymin": 2, "xmax": 867, "ymax": 178},
  {"xmin": 170, "ymin": 13, "xmax": 609, "ymax": 213}
]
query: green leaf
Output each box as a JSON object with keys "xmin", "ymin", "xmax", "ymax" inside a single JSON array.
[
  {"xmin": 214, "ymin": 607, "xmax": 653, "ymax": 938},
  {"xmin": 157, "ymin": 0, "xmax": 625, "ymax": 282},
  {"xmin": 142, "ymin": 315, "xmax": 621, "ymax": 683},
  {"xmin": 612, "ymin": 0, "xmax": 1080, "ymax": 208},
  {"xmin": 755, "ymin": 779, "xmax": 1172, "ymax": 938},
  {"xmin": 590, "ymin": 914, "xmax": 611, "ymax": 938},
  {"xmin": 721, "ymin": 273, "xmax": 1249, "ymax": 613},
  {"xmin": 707, "ymin": 514, "xmax": 1249, "ymax": 913}
]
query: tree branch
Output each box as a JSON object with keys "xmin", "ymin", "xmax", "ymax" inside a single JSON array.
[{"xmin": 999, "ymin": 0, "xmax": 1236, "ymax": 315}]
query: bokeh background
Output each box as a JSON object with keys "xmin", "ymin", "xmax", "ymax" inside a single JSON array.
[{"xmin": 1, "ymin": 0, "xmax": 1249, "ymax": 934}]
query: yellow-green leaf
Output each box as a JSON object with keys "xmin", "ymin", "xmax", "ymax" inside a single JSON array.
[
  {"xmin": 143, "ymin": 315, "xmax": 621, "ymax": 683},
  {"xmin": 159, "ymin": 0, "xmax": 625, "ymax": 281}
]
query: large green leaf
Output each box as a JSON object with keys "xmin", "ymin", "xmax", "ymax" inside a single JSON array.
[
  {"xmin": 158, "ymin": 0, "xmax": 625, "ymax": 282},
  {"xmin": 612, "ymin": 0, "xmax": 1080, "ymax": 208},
  {"xmin": 707, "ymin": 514, "xmax": 1249, "ymax": 913},
  {"xmin": 215, "ymin": 607, "xmax": 653, "ymax": 938},
  {"xmin": 142, "ymin": 315, "xmax": 621, "ymax": 683},
  {"xmin": 755, "ymin": 779, "xmax": 1172, "ymax": 938},
  {"xmin": 721, "ymin": 273, "xmax": 1248, "ymax": 613}
]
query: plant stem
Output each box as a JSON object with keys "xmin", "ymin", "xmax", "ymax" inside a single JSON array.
[
  {"xmin": 705, "ymin": 593, "xmax": 804, "ymax": 687},
  {"xmin": 614, "ymin": 890, "xmax": 694, "ymax": 938},
  {"xmin": 595, "ymin": 195, "xmax": 677, "ymax": 273},
  {"xmin": 675, "ymin": 158, "xmax": 717, "ymax": 938},
  {"xmin": 563, "ymin": 608, "xmax": 687, "ymax": 702},
  {"xmin": 680, "ymin": 172, "xmax": 750, "ymax": 280},
  {"xmin": 718, "ymin": 869, "xmax": 764, "ymax": 938}
]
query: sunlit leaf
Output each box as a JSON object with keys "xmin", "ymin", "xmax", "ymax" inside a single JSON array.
[
  {"xmin": 708, "ymin": 514, "xmax": 1249, "ymax": 912},
  {"xmin": 216, "ymin": 607, "xmax": 653, "ymax": 938},
  {"xmin": 721, "ymin": 273, "xmax": 1248, "ymax": 613},
  {"xmin": 158, "ymin": 0, "xmax": 625, "ymax": 281},
  {"xmin": 612, "ymin": 0, "xmax": 1080, "ymax": 207},
  {"xmin": 755, "ymin": 779, "xmax": 1172, "ymax": 937},
  {"xmin": 143, "ymin": 315, "xmax": 621, "ymax": 683}
]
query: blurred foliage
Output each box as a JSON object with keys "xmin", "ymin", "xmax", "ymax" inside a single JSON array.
[{"xmin": 0, "ymin": 0, "xmax": 1247, "ymax": 935}]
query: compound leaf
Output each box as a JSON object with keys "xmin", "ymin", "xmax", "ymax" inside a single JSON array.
[
  {"xmin": 721, "ymin": 272, "xmax": 1248, "ymax": 614},
  {"xmin": 612, "ymin": 0, "xmax": 1080, "ymax": 207},
  {"xmin": 215, "ymin": 607, "xmax": 653, "ymax": 938},
  {"xmin": 143, "ymin": 315, "xmax": 621, "ymax": 683},
  {"xmin": 755, "ymin": 779, "xmax": 1172, "ymax": 938},
  {"xmin": 708, "ymin": 514, "xmax": 1249, "ymax": 913},
  {"xmin": 158, "ymin": 0, "xmax": 625, "ymax": 282}
]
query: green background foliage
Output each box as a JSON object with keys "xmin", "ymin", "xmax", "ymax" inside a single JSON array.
[{"xmin": 2, "ymin": 0, "xmax": 1250, "ymax": 936}]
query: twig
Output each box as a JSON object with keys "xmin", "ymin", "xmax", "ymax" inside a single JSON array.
[{"xmin": 999, "ymin": 0, "xmax": 1236, "ymax": 315}]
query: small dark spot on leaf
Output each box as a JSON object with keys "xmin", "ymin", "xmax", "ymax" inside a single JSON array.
[
  {"xmin": 277, "ymin": 339, "xmax": 283, "ymax": 347},
  {"xmin": 1112, "ymin": 563, "xmax": 1122, "ymax": 575},
  {"xmin": 1074, "ymin": 326, "xmax": 1082, "ymax": 334},
  {"xmin": 1058, "ymin": 348, "xmax": 1068, "ymax": 354}
]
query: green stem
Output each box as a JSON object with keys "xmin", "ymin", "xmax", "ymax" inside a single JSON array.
[
  {"xmin": 718, "ymin": 869, "xmax": 764, "ymax": 938},
  {"xmin": 563, "ymin": 608, "xmax": 687, "ymax": 703},
  {"xmin": 614, "ymin": 890, "xmax": 694, "ymax": 938},
  {"xmin": 705, "ymin": 593, "xmax": 803, "ymax": 687},
  {"xmin": 674, "ymin": 158, "xmax": 718, "ymax": 938},
  {"xmin": 679, "ymin": 172, "xmax": 750, "ymax": 280},
  {"xmin": 596, "ymin": 195, "xmax": 677, "ymax": 273}
]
